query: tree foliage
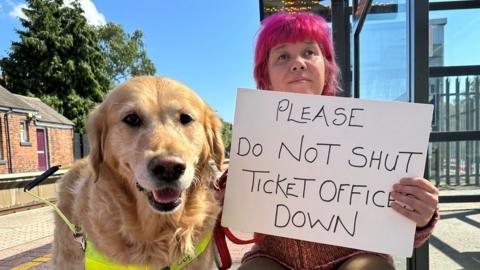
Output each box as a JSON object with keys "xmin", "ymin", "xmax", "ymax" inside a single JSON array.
[
  {"xmin": 0, "ymin": 0, "xmax": 156, "ymax": 132},
  {"xmin": 97, "ymin": 22, "xmax": 156, "ymax": 86},
  {"xmin": 0, "ymin": 0, "xmax": 109, "ymax": 132},
  {"xmin": 221, "ymin": 119, "xmax": 232, "ymax": 157}
]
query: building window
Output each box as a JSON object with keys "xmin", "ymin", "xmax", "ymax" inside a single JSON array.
[{"xmin": 20, "ymin": 120, "xmax": 30, "ymax": 144}]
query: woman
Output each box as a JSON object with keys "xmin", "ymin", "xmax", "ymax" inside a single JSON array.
[{"xmin": 237, "ymin": 12, "xmax": 439, "ymax": 270}]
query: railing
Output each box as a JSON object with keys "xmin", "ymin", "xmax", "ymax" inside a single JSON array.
[{"xmin": 429, "ymin": 74, "xmax": 480, "ymax": 188}]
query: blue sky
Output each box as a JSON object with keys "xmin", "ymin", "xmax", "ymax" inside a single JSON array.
[
  {"xmin": 429, "ymin": 8, "xmax": 480, "ymax": 66},
  {"xmin": 0, "ymin": 0, "xmax": 261, "ymax": 122}
]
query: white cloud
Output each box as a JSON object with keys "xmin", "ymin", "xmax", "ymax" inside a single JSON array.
[
  {"xmin": 65, "ymin": 0, "xmax": 106, "ymax": 26},
  {"xmin": 7, "ymin": 0, "xmax": 106, "ymax": 26},
  {"xmin": 8, "ymin": 3, "xmax": 28, "ymax": 20}
]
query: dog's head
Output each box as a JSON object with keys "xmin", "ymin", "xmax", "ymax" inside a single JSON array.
[{"xmin": 86, "ymin": 76, "xmax": 224, "ymax": 213}]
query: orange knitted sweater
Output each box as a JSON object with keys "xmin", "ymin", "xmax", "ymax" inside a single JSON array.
[{"xmin": 241, "ymin": 211, "xmax": 439, "ymax": 270}]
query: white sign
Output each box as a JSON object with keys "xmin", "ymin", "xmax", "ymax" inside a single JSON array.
[{"xmin": 221, "ymin": 89, "xmax": 433, "ymax": 257}]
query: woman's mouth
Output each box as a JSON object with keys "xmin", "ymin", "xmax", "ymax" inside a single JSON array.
[{"xmin": 288, "ymin": 78, "xmax": 311, "ymax": 84}]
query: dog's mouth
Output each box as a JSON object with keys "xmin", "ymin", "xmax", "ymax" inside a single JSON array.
[{"xmin": 137, "ymin": 183, "xmax": 182, "ymax": 212}]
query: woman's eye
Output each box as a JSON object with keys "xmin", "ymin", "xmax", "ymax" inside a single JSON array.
[
  {"xmin": 123, "ymin": 113, "xmax": 142, "ymax": 127},
  {"xmin": 304, "ymin": 50, "xmax": 315, "ymax": 57},
  {"xmin": 278, "ymin": 54, "xmax": 288, "ymax": 62},
  {"xmin": 179, "ymin": 113, "xmax": 194, "ymax": 125}
]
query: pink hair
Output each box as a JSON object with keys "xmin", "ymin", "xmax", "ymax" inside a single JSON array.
[{"xmin": 254, "ymin": 12, "xmax": 340, "ymax": 96}]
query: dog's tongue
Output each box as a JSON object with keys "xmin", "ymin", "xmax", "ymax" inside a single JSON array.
[{"xmin": 152, "ymin": 188, "xmax": 181, "ymax": 203}]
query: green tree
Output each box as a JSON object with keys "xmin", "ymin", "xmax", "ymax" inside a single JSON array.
[
  {"xmin": 0, "ymin": 0, "xmax": 110, "ymax": 132},
  {"xmin": 221, "ymin": 119, "xmax": 232, "ymax": 157},
  {"xmin": 97, "ymin": 23, "xmax": 156, "ymax": 86}
]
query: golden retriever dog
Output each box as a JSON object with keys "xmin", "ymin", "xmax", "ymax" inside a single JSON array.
[{"xmin": 53, "ymin": 76, "xmax": 224, "ymax": 269}]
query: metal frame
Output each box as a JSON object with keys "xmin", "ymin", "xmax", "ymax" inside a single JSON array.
[
  {"xmin": 425, "ymin": 0, "xmax": 480, "ymax": 266},
  {"xmin": 408, "ymin": 240, "xmax": 430, "ymax": 270},
  {"xmin": 430, "ymin": 0, "xmax": 480, "ymax": 11},
  {"xmin": 409, "ymin": 0, "xmax": 430, "ymax": 105},
  {"xmin": 430, "ymin": 131, "xmax": 480, "ymax": 142},
  {"xmin": 430, "ymin": 65, "xmax": 480, "ymax": 77},
  {"xmin": 258, "ymin": 1, "xmax": 480, "ymax": 269},
  {"xmin": 259, "ymin": 0, "xmax": 265, "ymax": 21},
  {"xmin": 332, "ymin": 0, "xmax": 351, "ymax": 96},
  {"xmin": 428, "ymin": 0, "xmax": 480, "ymax": 202},
  {"xmin": 439, "ymin": 195, "xmax": 480, "ymax": 203},
  {"xmin": 407, "ymin": 1, "xmax": 430, "ymax": 269},
  {"xmin": 352, "ymin": 0, "xmax": 373, "ymax": 98}
]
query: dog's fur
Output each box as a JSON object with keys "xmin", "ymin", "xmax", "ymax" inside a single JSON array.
[{"xmin": 53, "ymin": 77, "xmax": 224, "ymax": 269}]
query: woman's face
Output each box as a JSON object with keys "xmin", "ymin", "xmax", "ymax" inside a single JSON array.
[{"xmin": 267, "ymin": 41, "xmax": 326, "ymax": 95}]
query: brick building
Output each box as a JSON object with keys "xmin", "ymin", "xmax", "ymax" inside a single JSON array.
[{"xmin": 0, "ymin": 85, "xmax": 74, "ymax": 174}]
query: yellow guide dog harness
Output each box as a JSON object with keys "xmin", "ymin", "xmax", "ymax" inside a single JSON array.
[
  {"xmin": 84, "ymin": 232, "xmax": 212, "ymax": 270},
  {"xmin": 24, "ymin": 166, "xmax": 213, "ymax": 270}
]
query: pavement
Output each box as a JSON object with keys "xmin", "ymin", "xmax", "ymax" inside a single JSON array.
[
  {"xmin": 0, "ymin": 207, "xmax": 54, "ymax": 270},
  {"xmin": 0, "ymin": 190, "xmax": 478, "ymax": 270}
]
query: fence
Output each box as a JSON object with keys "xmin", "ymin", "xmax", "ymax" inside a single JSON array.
[
  {"xmin": 429, "ymin": 75, "xmax": 480, "ymax": 187},
  {"xmin": 73, "ymin": 133, "xmax": 89, "ymax": 160}
]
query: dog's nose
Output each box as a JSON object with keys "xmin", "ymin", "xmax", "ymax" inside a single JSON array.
[{"xmin": 148, "ymin": 154, "xmax": 186, "ymax": 182}]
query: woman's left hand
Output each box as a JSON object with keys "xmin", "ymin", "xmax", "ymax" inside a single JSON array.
[{"xmin": 391, "ymin": 177, "xmax": 439, "ymax": 228}]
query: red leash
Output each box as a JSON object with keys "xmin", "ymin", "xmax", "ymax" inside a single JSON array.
[{"xmin": 213, "ymin": 170, "xmax": 265, "ymax": 270}]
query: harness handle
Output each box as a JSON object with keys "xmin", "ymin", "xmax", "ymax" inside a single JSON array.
[{"xmin": 24, "ymin": 165, "xmax": 60, "ymax": 191}]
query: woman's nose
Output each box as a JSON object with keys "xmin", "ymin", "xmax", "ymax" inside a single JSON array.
[{"xmin": 290, "ymin": 57, "xmax": 306, "ymax": 71}]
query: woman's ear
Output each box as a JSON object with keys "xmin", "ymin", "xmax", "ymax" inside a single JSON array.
[{"xmin": 86, "ymin": 105, "xmax": 107, "ymax": 182}]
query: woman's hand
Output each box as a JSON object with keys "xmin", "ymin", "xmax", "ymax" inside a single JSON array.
[{"xmin": 391, "ymin": 177, "xmax": 439, "ymax": 228}]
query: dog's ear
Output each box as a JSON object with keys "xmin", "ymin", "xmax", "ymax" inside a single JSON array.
[
  {"xmin": 86, "ymin": 104, "xmax": 107, "ymax": 182},
  {"xmin": 203, "ymin": 107, "xmax": 225, "ymax": 172}
]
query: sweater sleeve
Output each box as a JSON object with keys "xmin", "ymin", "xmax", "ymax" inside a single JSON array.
[{"xmin": 413, "ymin": 208, "xmax": 440, "ymax": 247}]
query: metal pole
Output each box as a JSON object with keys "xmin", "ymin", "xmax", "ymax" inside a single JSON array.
[
  {"xmin": 407, "ymin": 0, "xmax": 430, "ymax": 268},
  {"xmin": 455, "ymin": 78, "xmax": 460, "ymax": 185},
  {"xmin": 332, "ymin": 0, "xmax": 351, "ymax": 97},
  {"xmin": 465, "ymin": 77, "xmax": 471, "ymax": 184},
  {"xmin": 475, "ymin": 76, "xmax": 480, "ymax": 185}
]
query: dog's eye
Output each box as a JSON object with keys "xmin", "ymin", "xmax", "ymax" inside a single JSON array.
[
  {"xmin": 179, "ymin": 113, "xmax": 194, "ymax": 125},
  {"xmin": 123, "ymin": 113, "xmax": 142, "ymax": 127}
]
